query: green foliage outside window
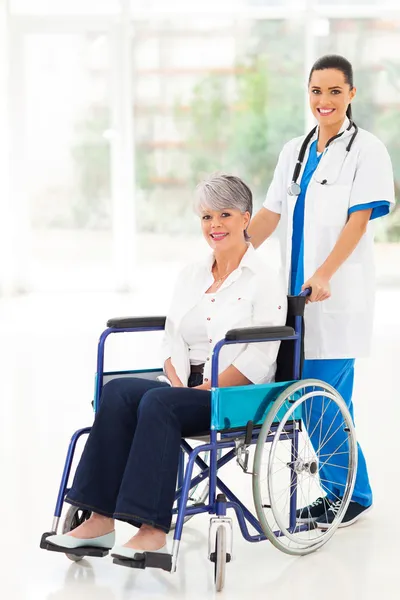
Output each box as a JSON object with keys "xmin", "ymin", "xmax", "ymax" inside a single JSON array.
[{"xmin": 69, "ymin": 21, "xmax": 399, "ymax": 239}]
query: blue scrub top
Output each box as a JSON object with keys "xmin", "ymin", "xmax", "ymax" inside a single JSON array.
[
  {"xmin": 290, "ymin": 141, "xmax": 321, "ymax": 295},
  {"xmin": 290, "ymin": 140, "xmax": 391, "ymax": 296}
]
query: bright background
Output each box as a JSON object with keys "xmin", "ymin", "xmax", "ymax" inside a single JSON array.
[
  {"xmin": 0, "ymin": 0, "xmax": 399, "ymax": 294},
  {"xmin": 0, "ymin": 2, "xmax": 399, "ymax": 599}
]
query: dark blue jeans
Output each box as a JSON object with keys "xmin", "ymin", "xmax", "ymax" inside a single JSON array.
[{"xmin": 66, "ymin": 376, "xmax": 211, "ymax": 533}]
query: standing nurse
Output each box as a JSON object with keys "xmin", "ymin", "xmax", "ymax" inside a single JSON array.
[{"xmin": 248, "ymin": 55, "xmax": 395, "ymax": 528}]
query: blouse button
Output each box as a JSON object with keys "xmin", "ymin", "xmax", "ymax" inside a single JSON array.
[
  {"xmin": 204, "ymin": 378, "xmax": 209, "ymax": 382},
  {"xmin": 209, "ymin": 339, "xmax": 212, "ymax": 343},
  {"xmin": 206, "ymin": 357, "xmax": 210, "ymax": 361},
  {"xmin": 207, "ymin": 317, "xmax": 211, "ymax": 321},
  {"xmin": 211, "ymin": 298, "xmax": 215, "ymax": 302}
]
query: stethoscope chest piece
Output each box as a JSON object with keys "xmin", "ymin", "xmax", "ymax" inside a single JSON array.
[{"xmin": 288, "ymin": 181, "xmax": 301, "ymax": 197}]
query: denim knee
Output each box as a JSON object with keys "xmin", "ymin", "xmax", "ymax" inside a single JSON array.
[
  {"xmin": 137, "ymin": 388, "xmax": 173, "ymax": 421},
  {"xmin": 99, "ymin": 378, "xmax": 142, "ymax": 411},
  {"xmin": 99, "ymin": 379, "xmax": 124, "ymax": 409}
]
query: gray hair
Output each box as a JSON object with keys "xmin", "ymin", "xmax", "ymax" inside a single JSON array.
[{"xmin": 194, "ymin": 173, "xmax": 253, "ymax": 240}]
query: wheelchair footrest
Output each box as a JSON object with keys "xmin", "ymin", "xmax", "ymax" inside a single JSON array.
[
  {"xmin": 112, "ymin": 551, "xmax": 172, "ymax": 572},
  {"xmin": 40, "ymin": 532, "xmax": 110, "ymax": 558}
]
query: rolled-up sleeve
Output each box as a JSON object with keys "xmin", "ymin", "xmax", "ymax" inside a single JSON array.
[
  {"xmin": 232, "ymin": 273, "xmax": 287, "ymax": 384},
  {"xmin": 159, "ymin": 314, "xmax": 174, "ymax": 366},
  {"xmin": 349, "ymin": 139, "xmax": 395, "ymax": 215},
  {"xmin": 159, "ymin": 266, "xmax": 188, "ymax": 366}
]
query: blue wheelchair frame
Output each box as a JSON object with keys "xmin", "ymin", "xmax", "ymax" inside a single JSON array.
[{"xmin": 44, "ymin": 291, "xmax": 308, "ymax": 572}]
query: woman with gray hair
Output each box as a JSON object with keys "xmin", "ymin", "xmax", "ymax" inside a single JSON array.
[{"xmin": 45, "ymin": 173, "xmax": 287, "ymax": 561}]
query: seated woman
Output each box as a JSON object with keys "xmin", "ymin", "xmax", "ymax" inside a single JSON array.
[{"xmin": 46, "ymin": 173, "xmax": 287, "ymax": 559}]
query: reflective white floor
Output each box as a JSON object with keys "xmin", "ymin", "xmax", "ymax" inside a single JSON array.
[{"xmin": 1, "ymin": 284, "xmax": 399, "ymax": 600}]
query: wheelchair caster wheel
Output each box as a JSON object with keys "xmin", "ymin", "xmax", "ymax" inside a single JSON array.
[
  {"xmin": 62, "ymin": 506, "xmax": 92, "ymax": 562},
  {"xmin": 213, "ymin": 526, "xmax": 227, "ymax": 592}
]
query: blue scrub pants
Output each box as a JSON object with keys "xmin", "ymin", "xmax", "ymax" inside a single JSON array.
[{"xmin": 302, "ymin": 359, "xmax": 373, "ymax": 507}]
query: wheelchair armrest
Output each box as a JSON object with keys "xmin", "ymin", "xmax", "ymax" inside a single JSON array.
[
  {"xmin": 107, "ymin": 316, "xmax": 166, "ymax": 329},
  {"xmin": 225, "ymin": 325, "xmax": 295, "ymax": 342}
]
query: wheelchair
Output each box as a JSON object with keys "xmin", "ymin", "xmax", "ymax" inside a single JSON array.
[{"xmin": 40, "ymin": 290, "xmax": 358, "ymax": 592}]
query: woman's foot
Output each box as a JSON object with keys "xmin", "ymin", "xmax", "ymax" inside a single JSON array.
[
  {"xmin": 67, "ymin": 513, "xmax": 115, "ymax": 539},
  {"xmin": 122, "ymin": 524, "xmax": 167, "ymax": 552}
]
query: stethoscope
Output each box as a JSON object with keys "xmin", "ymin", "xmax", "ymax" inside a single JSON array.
[{"xmin": 287, "ymin": 120, "xmax": 359, "ymax": 196}]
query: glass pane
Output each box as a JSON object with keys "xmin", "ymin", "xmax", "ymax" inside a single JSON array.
[
  {"xmin": 317, "ymin": 0, "xmax": 385, "ymax": 4},
  {"xmin": 23, "ymin": 33, "xmax": 112, "ymax": 289},
  {"xmin": 315, "ymin": 18, "xmax": 400, "ymax": 241},
  {"xmin": 10, "ymin": 0, "xmax": 119, "ymax": 15},
  {"xmin": 132, "ymin": 17, "xmax": 305, "ymax": 247},
  {"xmin": 131, "ymin": 0, "xmax": 304, "ymax": 10}
]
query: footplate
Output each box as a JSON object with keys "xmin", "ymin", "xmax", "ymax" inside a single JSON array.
[
  {"xmin": 40, "ymin": 532, "xmax": 110, "ymax": 558},
  {"xmin": 112, "ymin": 551, "xmax": 172, "ymax": 572}
]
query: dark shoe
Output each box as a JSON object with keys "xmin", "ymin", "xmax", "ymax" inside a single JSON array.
[
  {"xmin": 316, "ymin": 499, "xmax": 372, "ymax": 529},
  {"xmin": 296, "ymin": 496, "xmax": 332, "ymax": 523}
]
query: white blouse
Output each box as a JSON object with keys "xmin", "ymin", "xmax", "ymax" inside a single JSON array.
[
  {"xmin": 160, "ymin": 244, "xmax": 288, "ymax": 386},
  {"xmin": 179, "ymin": 295, "xmax": 212, "ymax": 365}
]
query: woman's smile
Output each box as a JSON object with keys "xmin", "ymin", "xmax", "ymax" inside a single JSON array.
[{"xmin": 210, "ymin": 232, "xmax": 229, "ymax": 241}]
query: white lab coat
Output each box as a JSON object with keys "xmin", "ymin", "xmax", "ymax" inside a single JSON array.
[
  {"xmin": 263, "ymin": 117, "xmax": 395, "ymax": 359},
  {"xmin": 160, "ymin": 244, "xmax": 287, "ymax": 385}
]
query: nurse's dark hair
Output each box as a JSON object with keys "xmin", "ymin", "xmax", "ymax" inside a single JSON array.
[{"xmin": 308, "ymin": 54, "xmax": 354, "ymax": 120}]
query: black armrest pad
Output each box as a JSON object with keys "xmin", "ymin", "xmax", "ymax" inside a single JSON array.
[
  {"xmin": 107, "ymin": 316, "xmax": 166, "ymax": 329},
  {"xmin": 225, "ymin": 326, "xmax": 295, "ymax": 342}
]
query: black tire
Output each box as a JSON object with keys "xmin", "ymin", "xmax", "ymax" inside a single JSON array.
[{"xmin": 214, "ymin": 526, "xmax": 227, "ymax": 592}]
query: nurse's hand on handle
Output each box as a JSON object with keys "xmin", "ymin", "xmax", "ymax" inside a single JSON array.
[{"xmin": 302, "ymin": 270, "xmax": 331, "ymax": 303}]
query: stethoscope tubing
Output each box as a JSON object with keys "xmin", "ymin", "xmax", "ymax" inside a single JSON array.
[{"xmin": 287, "ymin": 120, "xmax": 358, "ymax": 197}]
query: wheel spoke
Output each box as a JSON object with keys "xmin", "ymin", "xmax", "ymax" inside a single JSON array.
[{"xmin": 253, "ymin": 383, "xmax": 356, "ymax": 555}]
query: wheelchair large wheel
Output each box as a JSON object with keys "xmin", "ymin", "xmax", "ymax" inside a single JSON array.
[
  {"xmin": 62, "ymin": 506, "xmax": 92, "ymax": 562},
  {"xmin": 252, "ymin": 379, "xmax": 357, "ymax": 556}
]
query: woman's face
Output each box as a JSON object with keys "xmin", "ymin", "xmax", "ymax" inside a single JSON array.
[
  {"xmin": 309, "ymin": 68, "xmax": 356, "ymax": 127},
  {"xmin": 200, "ymin": 207, "xmax": 250, "ymax": 252}
]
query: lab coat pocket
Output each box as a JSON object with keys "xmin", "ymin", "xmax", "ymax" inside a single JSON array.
[
  {"xmin": 317, "ymin": 184, "xmax": 351, "ymax": 228},
  {"xmin": 322, "ymin": 263, "xmax": 366, "ymax": 314}
]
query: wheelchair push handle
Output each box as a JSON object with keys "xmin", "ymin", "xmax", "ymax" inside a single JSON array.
[{"xmin": 299, "ymin": 287, "xmax": 312, "ymax": 298}]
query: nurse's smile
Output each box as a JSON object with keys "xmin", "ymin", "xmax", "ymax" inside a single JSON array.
[{"xmin": 318, "ymin": 108, "xmax": 335, "ymax": 116}]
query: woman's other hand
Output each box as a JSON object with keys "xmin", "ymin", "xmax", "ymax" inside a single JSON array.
[
  {"xmin": 302, "ymin": 270, "xmax": 331, "ymax": 303},
  {"xmin": 193, "ymin": 382, "xmax": 211, "ymax": 391}
]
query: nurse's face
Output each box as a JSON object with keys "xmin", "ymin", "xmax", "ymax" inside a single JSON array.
[
  {"xmin": 308, "ymin": 68, "xmax": 356, "ymax": 127},
  {"xmin": 200, "ymin": 207, "xmax": 250, "ymax": 252}
]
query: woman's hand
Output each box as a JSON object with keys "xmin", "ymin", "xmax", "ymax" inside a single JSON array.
[
  {"xmin": 170, "ymin": 378, "xmax": 185, "ymax": 388},
  {"xmin": 164, "ymin": 358, "xmax": 185, "ymax": 387},
  {"xmin": 302, "ymin": 270, "xmax": 331, "ymax": 303}
]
